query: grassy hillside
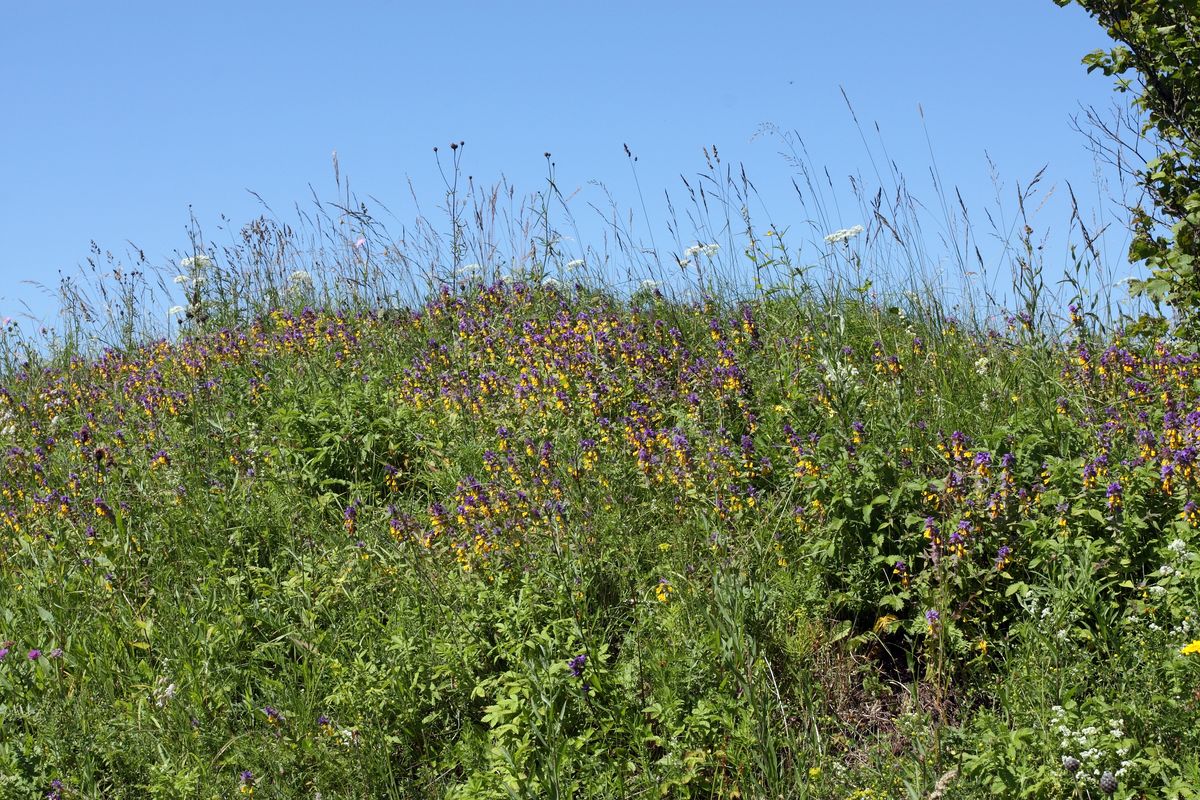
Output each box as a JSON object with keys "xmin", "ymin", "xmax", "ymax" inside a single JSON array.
[{"xmin": 1, "ymin": 256, "xmax": 1198, "ymax": 798}]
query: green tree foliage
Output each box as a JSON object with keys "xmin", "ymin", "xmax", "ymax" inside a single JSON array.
[{"xmin": 1055, "ymin": 0, "xmax": 1200, "ymax": 331}]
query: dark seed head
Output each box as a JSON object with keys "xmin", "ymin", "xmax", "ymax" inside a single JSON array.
[
  {"xmin": 1099, "ymin": 771, "xmax": 1117, "ymax": 794},
  {"xmin": 1063, "ymin": 756, "xmax": 1081, "ymax": 774}
]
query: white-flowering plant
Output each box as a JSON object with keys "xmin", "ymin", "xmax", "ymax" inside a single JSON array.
[
  {"xmin": 455, "ymin": 263, "xmax": 483, "ymax": 283},
  {"xmin": 179, "ymin": 254, "xmax": 212, "ymax": 273},
  {"xmin": 683, "ymin": 243, "xmax": 720, "ymax": 259},
  {"xmin": 1050, "ymin": 703, "xmax": 1136, "ymax": 790},
  {"xmin": 152, "ymin": 676, "xmax": 177, "ymax": 708},
  {"xmin": 824, "ymin": 225, "xmax": 864, "ymax": 245},
  {"xmin": 286, "ymin": 270, "xmax": 314, "ymax": 295}
]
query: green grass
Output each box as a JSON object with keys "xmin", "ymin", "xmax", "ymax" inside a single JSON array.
[{"xmin": 1, "ymin": 152, "xmax": 1198, "ymax": 799}]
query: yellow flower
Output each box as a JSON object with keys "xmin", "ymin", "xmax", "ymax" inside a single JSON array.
[
  {"xmin": 655, "ymin": 579, "xmax": 673, "ymax": 603},
  {"xmin": 1181, "ymin": 639, "xmax": 1200, "ymax": 655},
  {"xmin": 977, "ymin": 639, "xmax": 988, "ymax": 656}
]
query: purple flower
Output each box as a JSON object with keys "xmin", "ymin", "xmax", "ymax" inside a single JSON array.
[
  {"xmin": 924, "ymin": 609, "xmax": 940, "ymax": 630},
  {"xmin": 0, "ymin": 648, "xmax": 8, "ymax": 660},
  {"xmin": 27, "ymin": 649, "xmax": 41, "ymax": 661},
  {"xmin": 49, "ymin": 647, "xmax": 63, "ymax": 659},
  {"xmin": 568, "ymin": 653, "xmax": 587, "ymax": 678}
]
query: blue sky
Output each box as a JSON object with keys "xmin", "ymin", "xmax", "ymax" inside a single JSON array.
[{"xmin": 1, "ymin": 1, "xmax": 1131, "ymax": 326}]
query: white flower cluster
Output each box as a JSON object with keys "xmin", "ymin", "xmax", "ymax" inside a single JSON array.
[
  {"xmin": 153, "ymin": 676, "xmax": 177, "ymax": 708},
  {"xmin": 1138, "ymin": 538, "xmax": 1196, "ymax": 602},
  {"xmin": 454, "ymin": 263, "xmax": 483, "ymax": 283},
  {"xmin": 1052, "ymin": 705, "xmax": 1133, "ymax": 786},
  {"xmin": 179, "ymin": 254, "xmax": 212, "ymax": 272},
  {"xmin": 677, "ymin": 243, "xmax": 719, "ymax": 268},
  {"xmin": 686, "ymin": 243, "xmax": 720, "ymax": 259},
  {"xmin": 565, "ymin": 259, "xmax": 586, "ymax": 271},
  {"xmin": 286, "ymin": 269, "xmax": 314, "ymax": 295},
  {"xmin": 0, "ymin": 408, "xmax": 14, "ymax": 438},
  {"xmin": 824, "ymin": 225, "xmax": 864, "ymax": 245},
  {"xmin": 1022, "ymin": 591, "xmax": 1073, "ymax": 640},
  {"xmin": 638, "ymin": 279, "xmax": 661, "ymax": 293},
  {"xmin": 819, "ymin": 358, "xmax": 860, "ymax": 386},
  {"xmin": 1169, "ymin": 614, "xmax": 1197, "ymax": 641},
  {"xmin": 496, "ymin": 269, "xmax": 521, "ymax": 286}
]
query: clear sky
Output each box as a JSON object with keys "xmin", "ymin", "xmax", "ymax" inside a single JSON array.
[{"xmin": 1, "ymin": 1, "xmax": 1132, "ymax": 326}]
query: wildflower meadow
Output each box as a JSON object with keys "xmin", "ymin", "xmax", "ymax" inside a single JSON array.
[{"xmin": 3, "ymin": 11, "xmax": 1200, "ymax": 795}]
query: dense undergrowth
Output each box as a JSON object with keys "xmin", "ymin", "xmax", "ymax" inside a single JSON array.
[
  {"xmin": 1, "ymin": 260, "xmax": 1199, "ymax": 797},
  {"xmin": 1, "ymin": 119, "xmax": 1199, "ymax": 797}
]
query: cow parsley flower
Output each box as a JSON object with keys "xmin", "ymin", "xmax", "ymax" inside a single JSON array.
[
  {"xmin": 287, "ymin": 270, "xmax": 313, "ymax": 291},
  {"xmin": 824, "ymin": 225, "xmax": 863, "ymax": 244},
  {"xmin": 455, "ymin": 263, "xmax": 482, "ymax": 281},
  {"xmin": 179, "ymin": 254, "xmax": 212, "ymax": 272}
]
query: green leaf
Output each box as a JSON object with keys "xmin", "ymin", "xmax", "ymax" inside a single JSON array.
[{"xmin": 1005, "ymin": 581, "xmax": 1029, "ymax": 598}]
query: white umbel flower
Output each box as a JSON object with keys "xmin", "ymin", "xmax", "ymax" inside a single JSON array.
[
  {"xmin": 179, "ymin": 254, "xmax": 212, "ymax": 272},
  {"xmin": 286, "ymin": 270, "xmax": 313, "ymax": 294},
  {"xmin": 684, "ymin": 243, "xmax": 720, "ymax": 259},
  {"xmin": 454, "ymin": 263, "xmax": 482, "ymax": 283},
  {"xmin": 824, "ymin": 225, "xmax": 864, "ymax": 245}
]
